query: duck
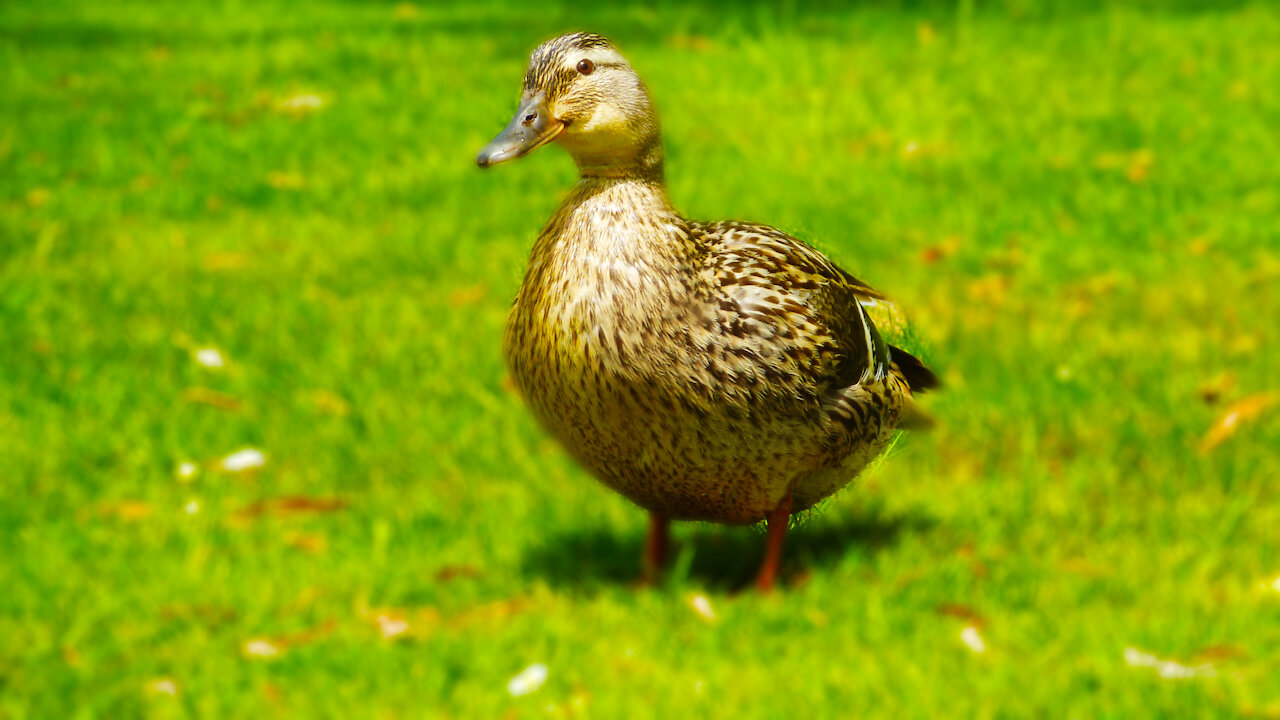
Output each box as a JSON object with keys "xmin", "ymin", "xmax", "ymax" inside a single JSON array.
[{"xmin": 477, "ymin": 32, "xmax": 937, "ymax": 591}]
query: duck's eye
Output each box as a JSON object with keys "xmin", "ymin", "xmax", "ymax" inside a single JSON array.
[{"xmin": 576, "ymin": 59, "xmax": 595, "ymax": 75}]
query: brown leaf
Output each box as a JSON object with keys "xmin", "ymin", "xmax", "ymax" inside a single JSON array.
[
  {"xmin": 435, "ymin": 565, "xmax": 483, "ymax": 582},
  {"xmin": 284, "ymin": 532, "xmax": 328, "ymax": 554},
  {"xmin": 98, "ymin": 501, "xmax": 152, "ymax": 522},
  {"xmin": 1193, "ymin": 644, "xmax": 1248, "ymax": 662},
  {"xmin": 1197, "ymin": 372, "xmax": 1237, "ymax": 405},
  {"xmin": 181, "ymin": 387, "xmax": 242, "ymax": 411},
  {"xmin": 935, "ymin": 603, "xmax": 987, "ymax": 628},
  {"xmin": 237, "ymin": 497, "xmax": 349, "ymax": 519},
  {"xmin": 454, "ymin": 598, "xmax": 529, "ymax": 628},
  {"xmin": 243, "ymin": 620, "xmax": 337, "ymax": 660},
  {"xmin": 261, "ymin": 683, "xmax": 283, "ymax": 705},
  {"xmin": 501, "ymin": 375, "xmax": 520, "ymax": 395},
  {"xmin": 787, "ymin": 567, "xmax": 814, "ymax": 589},
  {"xmin": 1126, "ymin": 150, "xmax": 1154, "ymax": 183},
  {"xmin": 1199, "ymin": 392, "xmax": 1279, "ymax": 453},
  {"xmin": 920, "ymin": 236, "xmax": 961, "ymax": 265},
  {"xmin": 161, "ymin": 604, "xmax": 238, "ymax": 625}
]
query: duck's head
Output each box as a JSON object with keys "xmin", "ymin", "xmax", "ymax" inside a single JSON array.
[{"xmin": 476, "ymin": 32, "xmax": 663, "ymax": 179}]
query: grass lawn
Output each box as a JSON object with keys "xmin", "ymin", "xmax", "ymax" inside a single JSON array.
[{"xmin": 2, "ymin": 0, "xmax": 1278, "ymax": 716}]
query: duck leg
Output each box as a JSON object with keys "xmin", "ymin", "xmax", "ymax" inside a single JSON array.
[
  {"xmin": 643, "ymin": 512, "xmax": 671, "ymax": 584},
  {"xmin": 755, "ymin": 489, "xmax": 794, "ymax": 592}
]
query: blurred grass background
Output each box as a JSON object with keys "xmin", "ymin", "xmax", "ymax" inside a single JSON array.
[{"xmin": 2, "ymin": 0, "xmax": 1278, "ymax": 716}]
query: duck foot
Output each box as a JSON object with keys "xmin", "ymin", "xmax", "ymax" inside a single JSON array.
[
  {"xmin": 754, "ymin": 489, "xmax": 794, "ymax": 592},
  {"xmin": 643, "ymin": 512, "xmax": 671, "ymax": 584}
]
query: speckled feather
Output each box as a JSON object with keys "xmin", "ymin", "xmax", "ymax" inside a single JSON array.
[{"xmin": 497, "ymin": 33, "xmax": 935, "ymax": 525}]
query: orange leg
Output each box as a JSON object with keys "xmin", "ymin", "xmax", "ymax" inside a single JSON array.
[
  {"xmin": 755, "ymin": 489, "xmax": 794, "ymax": 592},
  {"xmin": 644, "ymin": 512, "xmax": 671, "ymax": 584}
]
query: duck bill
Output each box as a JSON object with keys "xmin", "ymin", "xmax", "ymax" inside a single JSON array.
[{"xmin": 476, "ymin": 94, "xmax": 564, "ymax": 168}]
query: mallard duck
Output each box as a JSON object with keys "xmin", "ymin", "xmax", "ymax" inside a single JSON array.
[{"xmin": 477, "ymin": 32, "xmax": 937, "ymax": 590}]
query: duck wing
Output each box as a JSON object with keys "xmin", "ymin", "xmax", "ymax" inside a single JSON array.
[{"xmin": 692, "ymin": 220, "xmax": 897, "ymax": 394}]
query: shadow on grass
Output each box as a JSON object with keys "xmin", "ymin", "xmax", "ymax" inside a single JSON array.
[{"xmin": 524, "ymin": 502, "xmax": 934, "ymax": 592}]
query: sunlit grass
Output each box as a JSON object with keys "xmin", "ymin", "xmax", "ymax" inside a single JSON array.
[{"xmin": 2, "ymin": 1, "xmax": 1278, "ymax": 716}]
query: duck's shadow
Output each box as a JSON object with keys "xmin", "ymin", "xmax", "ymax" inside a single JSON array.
[{"xmin": 523, "ymin": 501, "xmax": 934, "ymax": 592}]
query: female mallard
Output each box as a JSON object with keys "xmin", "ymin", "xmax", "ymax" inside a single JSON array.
[{"xmin": 477, "ymin": 32, "xmax": 937, "ymax": 590}]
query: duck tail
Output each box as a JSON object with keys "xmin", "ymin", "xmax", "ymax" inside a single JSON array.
[{"xmin": 889, "ymin": 345, "xmax": 939, "ymax": 394}]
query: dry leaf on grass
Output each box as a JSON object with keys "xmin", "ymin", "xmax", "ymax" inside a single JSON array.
[
  {"xmin": 284, "ymin": 532, "xmax": 328, "ymax": 554},
  {"xmin": 435, "ymin": 565, "xmax": 483, "ymax": 582},
  {"xmin": 935, "ymin": 603, "xmax": 987, "ymax": 628},
  {"xmin": 1199, "ymin": 392, "xmax": 1278, "ymax": 453},
  {"xmin": 453, "ymin": 598, "xmax": 529, "ymax": 628},
  {"xmin": 242, "ymin": 620, "xmax": 336, "ymax": 660},
  {"xmin": 1197, "ymin": 372, "xmax": 1237, "ymax": 405},
  {"xmin": 919, "ymin": 236, "xmax": 961, "ymax": 264},
  {"xmin": 181, "ymin": 387, "xmax": 241, "ymax": 411},
  {"xmin": 97, "ymin": 501, "xmax": 152, "ymax": 522},
  {"xmin": 236, "ymin": 496, "xmax": 348, "ymax": 519}
]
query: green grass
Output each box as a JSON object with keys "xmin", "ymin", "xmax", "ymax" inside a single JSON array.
[{"xmin": 3, "ymin": 0, "xmax": 1279, "ymax": 716}]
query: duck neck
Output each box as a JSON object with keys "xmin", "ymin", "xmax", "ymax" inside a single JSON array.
[
  {"xmin": 545, "ymin": 170, "xmax": 698, "ymax": 272},
  {"xmin": 573, "ymin": 131, "xmax": 666, "ymax": 182}
]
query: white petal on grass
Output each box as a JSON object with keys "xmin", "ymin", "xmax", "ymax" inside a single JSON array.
[
  {"xmin": 376, "ymin": 614, "xmax": 409, "ymax": 639},
  {"xmin": 221, "ymin": 448, "xmax": 266, "ymax": 472},
  {"xmin": 1270, "ymin": 575, "xmax": 1280, "ymax": 593},
  {"xmin": 244, "ymin": 639, "xmax": 281, "ymax": 659},
  {"xmin": 960, "ymin": 626, "xmax": 987, "ymax": 654},
  {"xmin": 507, "ymin": 663, "xmax": 548, "ymax": 697},
  {"xmin": 195, "ymin": 348, "xmax": 225, "ymax": 368},
  {"xmin": 1123, "ymin": 647, "xmax": 1215, "ymax": 679},
  {"xmin": 282, "ymin": 94, "xmax": 324, "ymax": 111},
  {"xmin": 184, "ymin": 500, "xmax": 199, "ymax": 515},
  {"xmin": 177, "ymin": 461, "xmax": 198, "ymax": 480},
  {"xmin": 689, "ymin": 594, "xmax": 716, "ymax": 622},
  {"xmin": 146, "ymin": 678, "xmax": 178, "ymax": 696}
]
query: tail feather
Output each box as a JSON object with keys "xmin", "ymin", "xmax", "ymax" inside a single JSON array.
[{"xmin": 889, "ymin": 345, "xmax": 939, "ymax": 394}]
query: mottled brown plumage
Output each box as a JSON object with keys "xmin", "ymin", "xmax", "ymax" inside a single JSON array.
[{"xmin": 477, "ymin": 32, "xmax": 936, "ymax": 589}]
